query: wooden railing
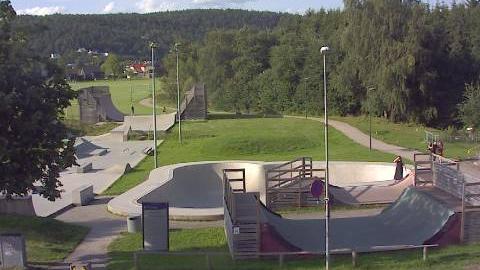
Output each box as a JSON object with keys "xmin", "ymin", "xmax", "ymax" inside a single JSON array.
[
  {"xmin": 178, "ymin": 85, "xmax": 197, "ymax": 117},
  {"xmin": 266, "ymin": 157, "xmax": 325, "ymax": 209},
  {"xmin": 223, "ymin": 168, "xmax": 246, "ymax": 222},
  {"xmin": 223, "ymin": 168, "xmax": 260, "ymax": 259},
  {"xmin": 414, "ymin": 153, "xmax": 433, "ymax": 185}
]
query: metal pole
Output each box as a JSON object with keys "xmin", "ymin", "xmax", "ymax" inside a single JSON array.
[
  {"xmin": 321, "ymin": 46, "xmax": 330, "ymax": 270},
  {"xmin": 150, "ymin": 43, "xmax": 158, "ymax": 168},
  {"xmin": 304, "ymin": 77, "xmax": 309, "ymax": 119},
  {"xmin": 175, "ymin": 43, "xmax": 182, "ymax": 144},
  {"xmin": 369, "ymin": 112, "xmax": 372, "ymax": 151}
]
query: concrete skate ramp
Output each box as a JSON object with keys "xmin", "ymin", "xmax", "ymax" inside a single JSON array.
[
  {"xmin": 329, "ymin": 173, "xmax": 416, "ymax": 205},
  {"xmin": 97, "ymin": 94, "xmax": 124, "ymax": 122},
  {"xmin": 78, "ymin": 86, "xmax": 124, "ymax": 124},
  {"xmin": 110, "ymin": 161, "xmax": 410, "ymax": 220},
  {"xmin": 74, "ymin": 138, "xmax": 108, "ymax": 159},
  {"xmin": 260, "ymin": 187, "xmax": 456, "ymax": 252},
  {"xmin": 140, "ymin": 162, "xmax": 266, "ymax": 209},
  {"xmin": 310, "ymin": 161, "xmax": 408, "ymax": 187}
]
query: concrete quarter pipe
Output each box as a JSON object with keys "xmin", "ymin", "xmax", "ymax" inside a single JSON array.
[{"xmin": 78, "ymin": 86, "xmax": 124, "ymax": 124}]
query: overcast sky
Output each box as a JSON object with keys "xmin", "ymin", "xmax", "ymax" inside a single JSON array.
[{"xmin": 12, "ymin": 0, "xmax": 456, "ymax": 16}]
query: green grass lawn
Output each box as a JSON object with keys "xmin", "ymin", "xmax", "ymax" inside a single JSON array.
[
  {"xmin": 66, "ymin": 78, "xmax": 175, "ymax": 119},
  {"xmin": 103, "ymin": 117, "xmax": 394, "ymax": 195},
  {"xmin": 64, "ymin": 120, "xmax": 121, "ymax": 136},
  {"xmin": 332, "ymin": 116, "xmax": 480, "ymax": 160},
  {"xmin": 108, "ymin": 227, "xmax": 480, "ymax": 270},
  {"xmin": 0, "ymin": 215, "xmax": 89, "ymax": 263}
]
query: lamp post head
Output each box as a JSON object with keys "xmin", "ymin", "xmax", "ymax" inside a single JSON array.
[
  {"xmin": 320, "ymin": 46, "xmax": 330, "ymax": 54},
  {"xmin": 174, "ymin": 43, "xmax": 181, "ymax": 51},
  {"xmin": 150, "ymin": 42, "xmax": 157, "ymax": 49}
]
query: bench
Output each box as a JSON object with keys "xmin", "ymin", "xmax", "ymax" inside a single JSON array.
[
  {"xmin": 72, "ymin": 185, "xmax": 94, "ymax": 206},
  {"xmin": 76, "ymin": 162, "xmax": 93, "ymax": 173}
]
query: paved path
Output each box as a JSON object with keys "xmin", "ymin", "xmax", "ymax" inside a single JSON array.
[
  {"xmin": 32, "ymin": 134, "xmax": 155, "ymax": 217},
  {"xmin": 55, "ymin": 197, "xmax": 125, "ymax": 269},
  {"xmin": 287, "ymin": 116, "xmax": 420, "ymax": 161}
]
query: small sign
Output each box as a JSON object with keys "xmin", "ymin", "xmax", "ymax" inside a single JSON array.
[
  {"xmin": 142, "ymin": 202, "xmax": 169, "ymax": 251},
  {"xmin": 0, "ymin": 234, "xmax": 26, "ymax": 269},
  {"xmin": 310, "ymin": 178, "xmax": 324, "ymax": 198},
  {"xmin": 233, "ymin": 226, "xmax": 240, "ymax": 235}
]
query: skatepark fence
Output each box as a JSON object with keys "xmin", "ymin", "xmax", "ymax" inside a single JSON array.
[{"xmin": 132, "ymin": 244, "xmax": 438, "ymax": 269}]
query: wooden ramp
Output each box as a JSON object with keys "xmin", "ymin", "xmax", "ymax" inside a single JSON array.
[{"xmin": 414, "ymin": 152, "xmax": 480, "ymax": 244}]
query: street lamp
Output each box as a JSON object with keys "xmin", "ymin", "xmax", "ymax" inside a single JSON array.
[
  {"xmin": 175, "ymin": 43, "xmax": 182, "ymax": 144},
  {"xmin": 367, "ymin": 86, "xmax": 375, "ymax": 151},
  {"xmin": 304, "ymin": 77, "xmax": 310, "ymax": 118},
  {"xmin": 320, "ymin": 45, "xmax": 330, "ymax": 270},
  {"xmin": 150, "ymin": 42, "xmax": 158, "ymax": 168}
]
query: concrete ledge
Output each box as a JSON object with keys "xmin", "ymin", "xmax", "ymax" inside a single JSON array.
[
  {"xmin": 76, "ymin": 162, "xmax": 93, "ymax": 173},
  {"xmin": 91, "ymin": 148, "xmax": 108, "ymax": 156},
  {"xmin": 0, "ymin": 195, "xmax": 36, "ymax": 216},
  {"xmin": 72, "ymin": 185, "xmax": 94, "ymax": 206}
]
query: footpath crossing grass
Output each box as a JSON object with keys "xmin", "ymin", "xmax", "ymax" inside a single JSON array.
[
  {"xmin": 333, "ymin": 116, "xmax": 479, "ymax": 160},
  {"xmin": 0, "ymin": 215, "xmax": 88, "ymax": 263},
  {"xmin": 108, "ymin": 227, "xmax": 480, "ymax": 270},
  {"xmin": 103, "ymin": 117, "xmax": 394, "ymax": 195}
]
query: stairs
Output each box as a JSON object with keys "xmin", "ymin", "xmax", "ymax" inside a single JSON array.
[{"xmin": 232, "ymin": 193, "xmax": 260, "ymax": 259}]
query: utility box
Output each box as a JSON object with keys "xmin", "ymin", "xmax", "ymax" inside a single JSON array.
[
  {"xmin": 142, "ymin": 202, "xmax": 169, "ymax": 251},
  {"xmin": 0, "ymin": 234, "xmax": 27, "ymax": 269}
]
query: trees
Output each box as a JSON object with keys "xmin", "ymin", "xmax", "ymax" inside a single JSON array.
[
  {"xmin": 153, "ymin": 1, "xmax": 480, "ymax": 127},
  {"xmin": 458, "ymin": 83, "xmax": 480, "ymax": 129},
  {"xmin": 0, "ymin": 1, "xmax": 76, "ymax": 200},
  {"xmin": 101, "ymin": 53, "xmax": 123, "ymax": 78}
]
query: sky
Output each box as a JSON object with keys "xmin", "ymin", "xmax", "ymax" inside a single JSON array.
[{"xmin": 12, "ymin": 0, "xmax": 456, "ymax": 16}]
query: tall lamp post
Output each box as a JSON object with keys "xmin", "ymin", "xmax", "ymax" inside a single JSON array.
[
  {"xmin": 304, "ymin": 77, "xmax": 310, "ymax": 118},
  {"xmin": 320, "ymin": 45, "xmax": 330, "ymax": 270},
  {"xmin": 175, "ymin": 43, "xmax": 182, "ymax": 144},
  {"xmin": 150, "ymin": 42, "xmax": 158, "ymax": 168},
  {"xmin": 367, "ymin": 86, "xmax": 375, "ymax": 151}
]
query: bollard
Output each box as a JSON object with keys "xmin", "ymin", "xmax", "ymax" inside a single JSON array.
[
  {"xmin": 206, "ymin": 254, "xmax": 212, "ymax": 270},
  {"xmin": 127, "ymin": 214, "xmax": 142, "ymax": 233},
  {"xmin": 278, "ymin": 254, "xmax": 284, "ymax": 267}
]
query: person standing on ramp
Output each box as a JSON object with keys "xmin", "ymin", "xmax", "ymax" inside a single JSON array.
[{"xmin": 393, "ymin": 156, "xmax": 404, "ymax": 180}]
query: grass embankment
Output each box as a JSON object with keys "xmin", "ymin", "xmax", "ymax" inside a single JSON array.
[
  {"xmin": 64, "ymin": 120, "xmax": 121, "ymax": 137},
  {"xmin": 333, "ymin": 116, "xmax": 479, "ymax": 160},
  {"xmin": 0, "ymin": 215, "xmax": 88, "ymax": 263},
  {"xmin": 109, "ymin": 227, "xmax": 480, "ymax": 270},
  {"xmin": 103, "ymin": 117, "xmax": 394, "ymax": 195}
]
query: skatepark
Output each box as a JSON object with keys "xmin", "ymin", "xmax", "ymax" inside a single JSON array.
[
  {"xmin": 3, "ymin": 81, "xmax": 480, "ymax": 269},
  {"xmin": 107, "ymin": 160, "xmax": 410, "ymax": 220}
]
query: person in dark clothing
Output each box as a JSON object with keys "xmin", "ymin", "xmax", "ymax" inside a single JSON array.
[{"xmin": 393, "ymin": 156, "xmax": 404, "ymax": 180}]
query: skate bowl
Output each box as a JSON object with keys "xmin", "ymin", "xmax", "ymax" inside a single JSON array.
[{"xmin": 108, "ymin": 160, "xmax": 411, "ymax": 220}]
